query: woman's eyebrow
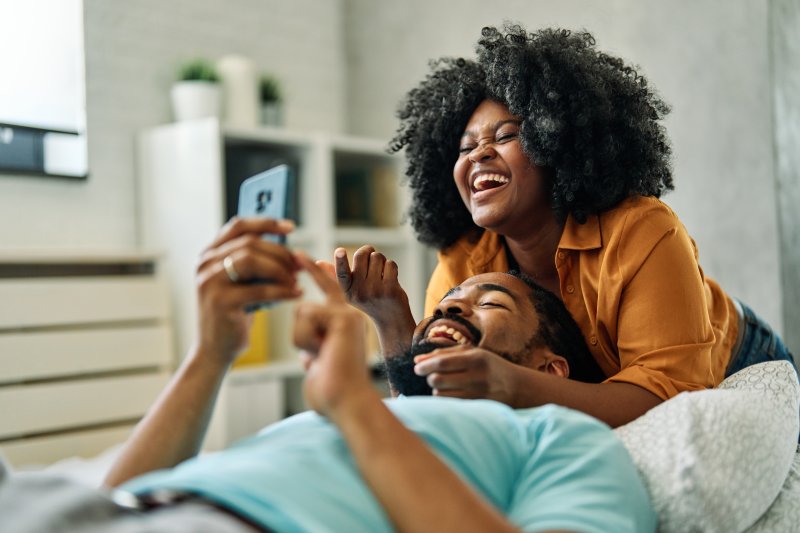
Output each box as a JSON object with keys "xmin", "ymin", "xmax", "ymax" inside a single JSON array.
[{"xmin": 461, "ymin": 119, "xmax": 522, "ymax": 139}]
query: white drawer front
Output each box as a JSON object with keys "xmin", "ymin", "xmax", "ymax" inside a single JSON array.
[
  {"xmin": 0, "ymin": 423, "xmax": 134, "ymax": 467},
  {"xmin": 0, "ymin": 325, "xmax": 173, "ymax": 384},
  {"xmin": 0, "ymin": 372, "xmax": 168, "ymax": 439},
  {"xmin": 0, "ymin": 276, "xmax": 170, "ymax": 329}
]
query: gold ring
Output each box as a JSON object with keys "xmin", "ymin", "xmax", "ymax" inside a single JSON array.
[{"xmin": 223, "ymin": 255, "xmax": 240, "ymax": 283}]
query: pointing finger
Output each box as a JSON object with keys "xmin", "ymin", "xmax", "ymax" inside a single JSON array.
[
  {"xmin": 315, "ymin": 260, "xmax": 337, "ymax": 281},
  {"xmin": 296, "ymin": 252, "xmax": 346, "ymax": 303}
]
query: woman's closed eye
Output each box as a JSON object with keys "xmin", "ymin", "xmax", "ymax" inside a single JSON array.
[
  {"xmin": 459, "ymin": 132, "xmax": 516, "ymax": 153},
  {"xmin": 496, "ymin": 132, "xmax": 518, "ymax": 143}
]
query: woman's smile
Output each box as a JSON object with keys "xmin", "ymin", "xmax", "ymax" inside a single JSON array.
[{"xmin": 471, "ymin": 172, "xmax": 510, "ymax": 193}]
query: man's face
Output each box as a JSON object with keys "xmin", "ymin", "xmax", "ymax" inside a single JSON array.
[
  {"xmin": 413, "ymin": 272, "xmax": 542, "ymax": 364},
  {"xmin": 385, "ymin": 272, "xmax": 545, "ymax": 396},
  {"xmin": 385, "ymin": 273, "xmax": 547, "ymax": 397}
]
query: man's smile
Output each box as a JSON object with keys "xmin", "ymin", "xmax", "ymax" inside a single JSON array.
[{"xmin": 419, "ymin": 314, "xmax": 482, "ymax": 347}]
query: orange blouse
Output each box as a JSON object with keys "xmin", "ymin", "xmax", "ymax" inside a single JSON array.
[{"xmin": 425, "ymin": 196, "xmax": 739, "ymax": 400}]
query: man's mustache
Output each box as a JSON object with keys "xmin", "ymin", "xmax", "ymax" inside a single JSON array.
[{"xmin": 418, "ymin": 312, "xmax": 482, "ymax": 346}]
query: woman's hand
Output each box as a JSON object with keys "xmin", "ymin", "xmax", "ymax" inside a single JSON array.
[
  {"xmin": 412, "ymin": 346, "xmax": 529, "ymax": 407},
  {"xmin": 194, "ymin": 216, "xmax": 301, "ymax": 367}
]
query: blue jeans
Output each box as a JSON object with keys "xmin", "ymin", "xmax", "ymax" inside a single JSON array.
[{"xmin": 725, "ymin": 300, "xmax": 798, "ymax": 378}]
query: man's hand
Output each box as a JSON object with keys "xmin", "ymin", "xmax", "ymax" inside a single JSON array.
[
  {"xmin": 294, "ymin": 261, "xmax": 522, "ymax": 533},
  {"xmin": 195, "ymin": 216, "xmax": 300, "ymax": 367},
  {"xmin": 318, "ymin": 246, "xmax": 417, "ymax": 357},
  {"xmin": 294, "ymin": 254, "xmax": 374, "ymax": 418},
  {"xmin": 413, "ymin": 346, "xmax": 529, "ymax": 407},
  {"xmin": 105, "ymin": 217, "xmax": 299, "ymax": 487},
  {"xmin": 317, "ymin": 246, "xmax": 409, "ymax": 327}
]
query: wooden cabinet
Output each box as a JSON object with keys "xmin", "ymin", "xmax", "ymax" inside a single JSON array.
[
  {"xmin": 0, "ymin": 252, "xmax": 173, "ymax": 465},
  {"xmin": 137, "ymin": 118, "xmax": 425, "ymax": 448}
]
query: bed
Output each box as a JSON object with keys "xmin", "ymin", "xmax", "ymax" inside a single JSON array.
[{"xmin": 9, "ymin": 360, "xmax": 800, "ymax": 532}]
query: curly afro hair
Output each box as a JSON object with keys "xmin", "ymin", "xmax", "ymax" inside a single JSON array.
[{"xmin": 390, "ymin": 24, "xmax": 674, "ymax": 250}]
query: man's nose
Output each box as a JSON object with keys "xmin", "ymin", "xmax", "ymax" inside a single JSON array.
[{"xmin": 437, "ymin": 299, "xmax": 471, "ymax": 316}]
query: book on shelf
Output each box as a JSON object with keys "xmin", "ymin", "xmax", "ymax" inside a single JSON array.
[
  {"xmin": 233, "ymin": 309, "xmax": 271, "ymax": 368},
  {"xmin": 335, "ymin": 164, "xmax": 398, "ymax": 227},
  {"xmin": 230, "ymin": 301, "xmax": 378, "ymax": 369},
  {"xmin": 370, "ymin": 165, "xmax": 398, "ymax": 227}
]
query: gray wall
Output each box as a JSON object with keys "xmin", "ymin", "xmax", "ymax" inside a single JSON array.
[
  {"xmin": 344, "ymin": 0, "xmax": 785, "ymax": 334},
  {"xmin": 1, "ymin": 0, "xmax": 793, "ymax": 343},
  {"xmin": 771, "ymin": 0, "xmax": 800, "ymax": 353},
  {"xmin": 0, "ymin": 0, "xmax": 346, "ymax": 249}
]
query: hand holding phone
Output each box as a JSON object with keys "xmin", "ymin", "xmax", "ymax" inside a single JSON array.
[{"xmin": 237, "ymin": 164, "xmax": 294, "ymax": 309}]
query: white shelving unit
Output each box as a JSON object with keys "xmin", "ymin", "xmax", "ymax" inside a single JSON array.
[{"xmin": 137, "ymin": 117, "xmax": 424, "ymax": 449}]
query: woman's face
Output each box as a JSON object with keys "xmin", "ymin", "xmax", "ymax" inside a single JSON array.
[{"xmin": 453, "ymin": 100, "xmax": 551, "ymax": 236}]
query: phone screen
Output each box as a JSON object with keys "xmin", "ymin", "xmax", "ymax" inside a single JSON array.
[{"xmin": 237, "ymin": 164, "xmax": 292, "ymax": 244}]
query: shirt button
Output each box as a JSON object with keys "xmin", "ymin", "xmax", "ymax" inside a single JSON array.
[
  {"xmin": 566, "ymin": 285, "xmax": 575, "ymax": 294},
  {"xmin": 590, "ymin": 335, "xmax": 598, "ymax": 345}
]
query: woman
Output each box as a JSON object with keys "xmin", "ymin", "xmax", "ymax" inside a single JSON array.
[{"xmin": 332, "ymin": 25, "xmax": 795, "ymax": 427}]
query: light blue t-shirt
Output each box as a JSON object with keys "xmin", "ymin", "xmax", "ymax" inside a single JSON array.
[{"xmin": 122, "ymin": 398, "xmax": 656, "ymax": 532}]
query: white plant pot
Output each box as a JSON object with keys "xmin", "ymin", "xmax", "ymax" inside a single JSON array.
[
  {"xmin": 216, "ymin": 55, "xmax": 259, "ymax": 128},
  {"xmin": 170, "ymin": 81, "xmax": 221, "ymax": 122},
  {"xmin": 261, "ymin": 102, "xmax": 284, "ymax": 127}
]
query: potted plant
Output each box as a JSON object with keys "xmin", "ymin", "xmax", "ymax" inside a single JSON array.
[
  {"xmin": 259, "ymin": 74, "xmax": 283, "ymax": 126},
  {"xmin": 170, "ymin": 59, "xmax": 221, "ymax": 122}
]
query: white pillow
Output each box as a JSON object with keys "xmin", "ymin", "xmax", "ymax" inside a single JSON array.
[
  {"xmin": 614, "ymin": 361, "xmax": 799, "ymax": 533},
  {"xmin": 745, "ymin": 446, "xmax": 800, "ymax": 532}
]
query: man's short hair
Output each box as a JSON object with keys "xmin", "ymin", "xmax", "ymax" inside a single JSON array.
[{"xmin": 507, "ymin": 271, "xmax": 605, "ymax": 383}]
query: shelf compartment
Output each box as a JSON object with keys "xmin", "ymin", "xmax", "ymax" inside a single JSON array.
[{"xmin": 333, "ymin": 148, "xmax": 400, "ymax": 228}]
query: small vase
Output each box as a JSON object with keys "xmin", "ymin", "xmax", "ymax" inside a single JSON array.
[
  {"xmin": 170, "ymin": 81, "xmax": 221, "ymax": 122},
  {"xmin": 261, "ymin": 102, "xmax": 284, "ymax": 127},
  {"xmin": 216, "ymin": 55, "xmax": 259, "ymax": 128}
]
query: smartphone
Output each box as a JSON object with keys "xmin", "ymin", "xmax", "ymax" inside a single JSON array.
[
  {"xmin": 237, "ymin": 164, "xmax": 293, "ymax": 244},
  {"xmin": 237, "ymin": 164, "xmax": 294, "ymax": 310}
]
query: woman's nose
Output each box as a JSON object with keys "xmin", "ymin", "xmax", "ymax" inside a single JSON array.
[{"xmin": 468, "ymin": 142, "xmax": 497, "ymax": 163}]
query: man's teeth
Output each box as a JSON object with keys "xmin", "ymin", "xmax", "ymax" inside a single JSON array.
[
  {"xmin": 427, "ymin": 324, "xmax": 468, "ymax": 344},
  {"xmin": 474, "ymin": 174, "xmax": 509, "ymax": 191}
]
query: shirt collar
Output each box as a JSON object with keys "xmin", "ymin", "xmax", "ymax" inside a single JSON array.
[
  {"xmin": 464, "ymin": 230, "xmax": 506, "ymax": 270},
  {"xmin": 558, "ymin": 213, "xmax": 602, "ymax": 251}
]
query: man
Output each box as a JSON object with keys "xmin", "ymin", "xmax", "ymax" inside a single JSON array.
[
  {"xmin": 383, "ymin": 267, "xmax": 607, "ymax": 397},
  {"xmin": 0, "ymin": 218, "xmax": 655, "ymax": 532}
]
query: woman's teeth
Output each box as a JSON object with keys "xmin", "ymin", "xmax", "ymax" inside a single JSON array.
[
  {"xmin": 426, "ymin": 324, "xmax": 468, "ymax": 344},
  {"xmin": 474, "ymin": 174, "xmax": 509, "ymax": 191}
]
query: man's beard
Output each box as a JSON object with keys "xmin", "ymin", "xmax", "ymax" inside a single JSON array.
[
  {"xmin": 382, "ymin": 313, "xmax": 483, "ymax": 397},
  {"xmin": 381, "ymin": 341, "xmax": 440, "ymax": 397},
  {"xmin": 382, "ymin": 329, "xmax": 539, "ymax": 397}
]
